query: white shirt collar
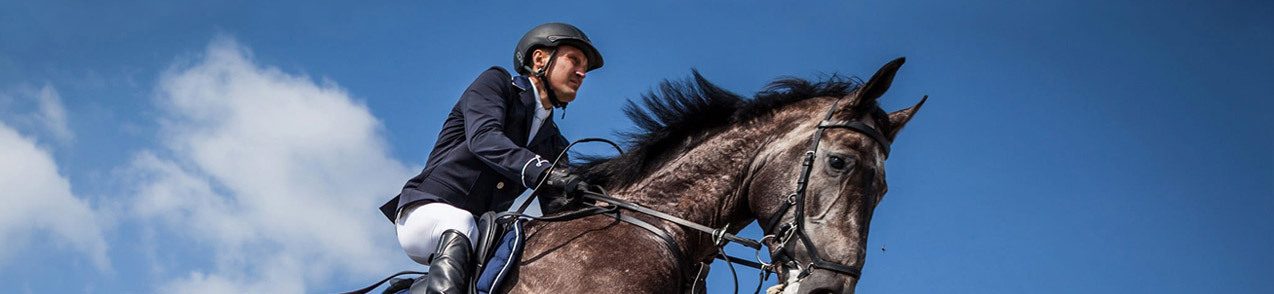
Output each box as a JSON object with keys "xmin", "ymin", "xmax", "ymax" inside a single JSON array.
[
  {"xmin": 528, "ymin": 79, "xmax": 552, "ymax": 116},
  {"xmin": 526, "ymin": 79, "xmax": 552, "ymax": 144}
]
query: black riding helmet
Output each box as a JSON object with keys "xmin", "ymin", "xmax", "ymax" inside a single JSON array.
[{"xmin": 513, "ymin": 22, "xmax": 604, "ymax": 76}]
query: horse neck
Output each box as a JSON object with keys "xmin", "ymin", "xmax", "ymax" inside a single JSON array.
[{"xmin": 614, "ymin": 108, "xmax": 810, "ymax": 260}]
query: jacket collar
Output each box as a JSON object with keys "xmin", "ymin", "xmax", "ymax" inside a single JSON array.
[
  {"xmin": 513, "ymin": 75, "xmax": 538, "ymax": 110},
  {"xmin": 512, "ymin": 75, "xmax": 533, "ymax": 92}
]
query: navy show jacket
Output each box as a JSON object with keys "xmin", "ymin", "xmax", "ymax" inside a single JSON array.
[{"xmin": 380, "ymin": 66, "xmax": 568, "ymax": 222}]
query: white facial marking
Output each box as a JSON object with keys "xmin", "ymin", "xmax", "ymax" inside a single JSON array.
[{"xmin": 782, "ymin": 269, "xmax": 803, "ymax": 294}]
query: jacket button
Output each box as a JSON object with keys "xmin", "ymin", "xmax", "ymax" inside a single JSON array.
[{"xmin": 496, "ymin": 181, "xmax": 505, "ymax": 189}]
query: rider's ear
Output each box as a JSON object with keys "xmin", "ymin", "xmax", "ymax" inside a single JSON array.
[
  {"xmin": 852, "ymin": 57, "xmax": 906, "ymax": 109},
  {"xmin": 532, "ymin": 49, "xmax": 550, "ymax": 71},
  {"xmin": 886, "ymin": 95, "xmax": 926, "ymax": 141}
]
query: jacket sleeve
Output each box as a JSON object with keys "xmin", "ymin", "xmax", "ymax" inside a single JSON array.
[
  {"xmin": 462, "ymin": 68, "xmax": 553, "ymax": 189},
  {"xmin": 557, "ymin": 135, "xmax": 572, "ymax": 170}
]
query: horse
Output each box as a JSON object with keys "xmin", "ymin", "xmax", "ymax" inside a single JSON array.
[{"xmin": 503, "ymin": 57, "xmax": 926, "ymax": 294}]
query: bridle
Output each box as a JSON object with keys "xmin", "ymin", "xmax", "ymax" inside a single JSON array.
[{"xmin": 760, "ymin": 94, "xmax": 892, "ymax": 283}]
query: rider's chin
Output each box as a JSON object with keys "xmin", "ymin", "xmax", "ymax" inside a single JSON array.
[{"xmin": 556, "ymin": 88, "xmax": 577, "ymax": 103}]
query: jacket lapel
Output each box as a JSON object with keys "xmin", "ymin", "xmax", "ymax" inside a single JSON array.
[
  {"xmin": 529, "ymin": 114, "xmax": 559, "ymax": 149},
  {"xmin": 512, "ymin": 75, "xmax": 557, "ymax": 149},
  {"xmin": 513, "ymin": 76, "xmax": 537, "ymax": 146}
]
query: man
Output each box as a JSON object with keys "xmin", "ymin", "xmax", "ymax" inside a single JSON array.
[{"xmin": 378, "ymin": 22, "xmax": 602, "ymax": 293}]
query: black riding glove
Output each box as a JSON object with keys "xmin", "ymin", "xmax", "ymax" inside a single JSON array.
[
  {"xmin": 537, "ymin": 168, "xmax": 590, "ymax": 214},
  {"xmin": 542, "ymin": 168, "xmax": 587, "ymax": 191}
]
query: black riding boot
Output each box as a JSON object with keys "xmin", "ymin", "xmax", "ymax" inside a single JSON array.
[{"xmin": 411, "ymin": 229, "xmax": 473, "ymax": 294}]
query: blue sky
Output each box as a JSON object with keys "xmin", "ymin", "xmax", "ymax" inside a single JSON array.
[{"xmin": 1, "ymin": 1, "xmax": 1270, "ymax": 293}]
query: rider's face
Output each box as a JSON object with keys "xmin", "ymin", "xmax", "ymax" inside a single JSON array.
[{"xmin": 531, "ymin": 45, "xmax": 590, "ymax": 103}]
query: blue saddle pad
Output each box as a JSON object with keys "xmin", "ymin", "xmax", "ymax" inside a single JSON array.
[{"xmin": 476, "ymin": 219, "xmax": 525, "ymax": 294}]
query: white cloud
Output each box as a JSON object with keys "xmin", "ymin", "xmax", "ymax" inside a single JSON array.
[
  {"xmin": 153, "ymin": 255, "xmax": 305, "ymax": 294},
  {"xmin": 34, "ymin": 84, "xmax": 73, "ymax": 143},
  {"xmin": 128, "ymin": 37, "xmax": 414, "ymax": 293},
  {"xmin": 0, "ymin": 121, "xmax": 108, "ymax": 270},
  {"xmin": 0, "ymin": 83, "xmax": 74, "ymax": 145}
]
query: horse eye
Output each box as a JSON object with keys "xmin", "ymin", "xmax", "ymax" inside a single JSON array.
[{"xmin": 827, "ymin": 155, "xmax": 848, "ymax": 170}]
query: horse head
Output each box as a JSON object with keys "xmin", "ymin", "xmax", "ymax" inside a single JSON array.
[{"xmin": 746, "ymin": 58, "xmax": 925, "ymax": 293}]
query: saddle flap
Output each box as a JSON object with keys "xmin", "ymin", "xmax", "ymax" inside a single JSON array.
[
  {"xmin": 474, "ymin": 212, "xmax": 503, "ymax": 269},
  {"xmin": 471, "ymin": 212, "xmax": 525, "ymax": 294},
  {"xmin": 475, "ymin": 220, "xmax": 525, "ymax": 294}
]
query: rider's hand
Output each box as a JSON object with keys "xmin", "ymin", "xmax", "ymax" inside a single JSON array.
[
  {"xmin": 542, "ymin": 168, "xmax": 587, "ymax": 191},
  {"xmin": 537, "ymin": 168, "xmax": 591, "ymax": 214}
]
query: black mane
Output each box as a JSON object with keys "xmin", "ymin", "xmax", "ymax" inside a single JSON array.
[{"xmin": 578, "ymin": 70, "xmax": 870, "ymax": 189}]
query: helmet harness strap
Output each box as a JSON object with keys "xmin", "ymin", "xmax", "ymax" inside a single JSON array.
[{"xmin": 531, "ymin": 47, "xmax": 569, "ymax": 117}]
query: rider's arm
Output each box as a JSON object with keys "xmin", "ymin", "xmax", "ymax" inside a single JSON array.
[{"xmin": 462, "ymin": 67, "xmax": 553, "ymax": 189}]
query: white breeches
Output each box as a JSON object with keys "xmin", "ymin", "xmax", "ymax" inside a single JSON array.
[{"xmin": 395, "ymin": 202, "xmax": 478, "ymax": 265}]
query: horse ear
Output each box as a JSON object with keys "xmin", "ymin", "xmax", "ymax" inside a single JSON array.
[
  {"xmin": 854, "ymin": 57, "xmax": 906, "ymax": 107},
  {"xmin": 886, "ymin": 95, "xmax": 927, "ymax": 141}
]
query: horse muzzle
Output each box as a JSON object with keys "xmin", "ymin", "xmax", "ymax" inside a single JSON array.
[{"xmin": 786, "ymin": 270, "xmax": 858, "ymax": 294}]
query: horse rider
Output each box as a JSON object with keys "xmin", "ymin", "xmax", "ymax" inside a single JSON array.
[{"xmin": 378, "ymin": 22, "xmax": 602, "ymax": 293}]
